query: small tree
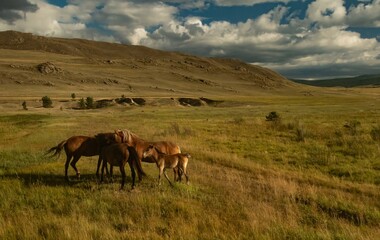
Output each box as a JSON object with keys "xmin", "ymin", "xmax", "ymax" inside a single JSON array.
[
  {"xmin": 71, "ymin": 93, "xmax": 76, "ymax": 100},
  {"xmin": 42, "ymin": 96, "xmax": 53, "ymax": 108},
  {"xmin": 78, "ymin": 98, "xmax": 86, "ymax": 109},
  {"xmin": 22, "ymin": 101, "xmax": 28, "ymax": 110},
  {"xmin": 86, "ymin": 96, "xmax": 95, "ymax": 109}
]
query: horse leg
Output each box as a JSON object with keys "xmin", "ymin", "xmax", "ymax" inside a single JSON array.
[
  {"xmin": 100, "ymin": 159, "xmax": 107, "ymax": 183},
  {"xmin": 109, "ymin": 164, "xmax": 114, "ymax": 183},
  {"xmin": 70, "ymin": 156, "xmax": 81, "ymax": 180},
  {"xmin": 64, "ymin": 155, "xmax": 72, "ymax": 181},
  {"xmin": 158, "ymin": 166, "xmax": 164, "ymax": 186},
  {"xmin": 163, "ymin": 169, "xmax": 173, "ymax": 187},
  {"xmin": 173, "ymin": 167, "xmax": 179, "ymax": 182},
  {"xmin": 183, "ymin": 167, "xmax": 189, "ymax": 185},
  {"xmin": 177, "ymin": 167, "xmax": 184, "ymax": 182},
  {"xmin": 119, "ymin": 164, "xmax": 126, "ymax": 190},
  {"xmin": 128, "ymin": 161, "xmax": 136, "ymax": 189},
  {"xmin": 96, "ymin": 156, "xmax": 102, "ymax": 178}
]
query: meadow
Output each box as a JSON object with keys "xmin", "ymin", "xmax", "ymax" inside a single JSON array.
[{"xmin": 0, "ymin": 94, "xmax": 379, "ymax": 240}]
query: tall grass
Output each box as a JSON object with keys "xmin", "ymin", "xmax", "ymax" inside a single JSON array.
[{"xmin": 0, "ymin": 97, "xmax": 379, "ymax": 239}]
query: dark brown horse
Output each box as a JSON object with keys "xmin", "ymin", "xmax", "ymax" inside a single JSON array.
[
  {"xmin": 115, "ymin": 129, "xmax": 181, "ymax": 180},
  {"xmin": 46, "ymin": 132, "xmax": 123, "ymax": 180},
  {"xmin": 101, "ymin": 143, "xmax": 146, "ymax": 190}
]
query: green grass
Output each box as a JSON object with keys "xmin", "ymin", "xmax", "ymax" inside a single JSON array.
[{"xmin": 0, "ymin": 95, "xmax": 379, "ymax": 239}]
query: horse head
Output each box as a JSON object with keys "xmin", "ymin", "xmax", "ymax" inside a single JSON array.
[{"xmin": 143, "ymin": 144, "xmax": 155, "ymax": 158}]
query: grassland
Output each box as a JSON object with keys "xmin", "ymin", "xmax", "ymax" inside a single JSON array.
[
  {"xmin": 0, "ymin": 94, "xmax": 379, "ymax": 240},
  {"xmin": 0, "ymin": 31, "xmax": 379, "ymax": 239}
]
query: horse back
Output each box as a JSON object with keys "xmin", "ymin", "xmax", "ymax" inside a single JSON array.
[
  {"xmin": 154, "ymin": 141, "xmax": 181, "ymax": 154},
  {"xmin": 66, "ymin": 136, "xmax": 100, "ymax": 156},
  {"xmin": 138, "ymin": 141, "xmax": 181, "ymax": 163}
]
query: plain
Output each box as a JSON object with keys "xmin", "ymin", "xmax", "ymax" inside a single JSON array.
[{"xmin": 0, "ymin": 94, "xmax": 379, "ymax": 239}]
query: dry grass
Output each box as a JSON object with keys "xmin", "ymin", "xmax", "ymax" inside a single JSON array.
[{"xmin": 0, "ymin": 94, "xmax": 379, "ymax": 239}]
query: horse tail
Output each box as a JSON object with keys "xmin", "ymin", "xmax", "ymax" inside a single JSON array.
[
  {"xmin": 46, "ymin": 140, "xmax": 66, "ymax": 159},
  {"xmin": 128, "ymin": 146, "xmax": 146, "ymax": 180}
]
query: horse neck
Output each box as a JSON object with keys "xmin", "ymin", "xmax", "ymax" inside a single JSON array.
[{"xmin": 128, "ymin": 134, "xmax": 144, "ymax": 147}]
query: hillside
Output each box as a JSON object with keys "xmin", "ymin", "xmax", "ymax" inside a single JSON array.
[
  {"xmin": 0, "ymin": 30, "xmax": 296, "ymax": 101},
  {"xmin": 292, "ymin": 74, "xmax": 380, "ymax": 88}
]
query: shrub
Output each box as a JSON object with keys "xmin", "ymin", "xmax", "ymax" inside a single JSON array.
[
  {"xmin": 78, "ymin": 98, "xmax": 86, "ymax": 109},
  {"xmin": 86, "ymin": 97, "xmax": 95, "ymax": 109},
  {"xmin": 266, "ymin": 111, "xmax": 280, "ymax": 122},
  {"xmin": 22, "ymin": 101, "xmax": 28, "ymax": 110},
  {"xmin": 41, "ymin": 96, "xmax": 53, "ymax": 108},
  {"xmin": 71, "ymin": 93, "xmax": 76, "ymax": 100}
]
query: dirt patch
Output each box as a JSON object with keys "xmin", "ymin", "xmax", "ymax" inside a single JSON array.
[
  {"xmin": 115, "ymin": 97, "xmax": 145, "ymax": 106},
  {"xmin": 178, "ymin": 98, "xmax": 205, "ymax": 107},
  {"xmin": 200, "ymin": 97, "xmax": 224, "ymax": 106}
]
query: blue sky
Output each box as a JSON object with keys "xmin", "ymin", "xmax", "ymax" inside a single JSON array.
[{"xmin": 0, "ymin": 0, "xmax": 379, "ymax": 79}]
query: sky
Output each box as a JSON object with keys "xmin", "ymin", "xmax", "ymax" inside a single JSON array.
[{"xmin": 0, "ymin": 0, "xmax": 380, "ymax": 79}]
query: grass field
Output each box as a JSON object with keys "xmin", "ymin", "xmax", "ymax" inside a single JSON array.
[{"xmin": 0, "ymin": 94, "xmax": 379, "ymax": 239}]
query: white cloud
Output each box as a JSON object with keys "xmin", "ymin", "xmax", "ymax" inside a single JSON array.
[
  {"xmin": 306, "ymin": 0, "xmax": 346, "ymax": 27},
  {"xmin": 346, "ymin": 0, "xmax": 380, "ymax": 27}
]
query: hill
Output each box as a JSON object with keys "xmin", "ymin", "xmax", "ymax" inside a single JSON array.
[
  {"xmin": 292, "ymin": 74, "xmax": 380, "ymax": 88},
  {"xmin": 0, "ymin": 30, "xmax": 296, "ymax": 101}
]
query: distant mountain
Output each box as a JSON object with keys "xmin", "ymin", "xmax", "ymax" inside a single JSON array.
[{"xmin": 292, "ymin": 75, "xmax": 380, "ymax": 88}]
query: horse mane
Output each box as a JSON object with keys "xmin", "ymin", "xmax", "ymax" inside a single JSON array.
[{"xmin": 116, "ymin": 129, "xmax": 142, "ymax": 144}]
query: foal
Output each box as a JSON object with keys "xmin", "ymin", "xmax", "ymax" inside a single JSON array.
[{"xmin": 143, "ymin": 144, "xmax": 190, "ymax": 186}]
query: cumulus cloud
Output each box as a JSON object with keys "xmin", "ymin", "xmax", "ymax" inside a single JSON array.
[
  {"xmin": 346, "ymin": 0, "xmax": 380, "ymax": 27},
  {"xmin": 0, "ymin": 0, "xmax": 38, "ymax": 23},
  {"xmin": 305, "ymin": 0, "xmax": 346, "ymax": 27}
]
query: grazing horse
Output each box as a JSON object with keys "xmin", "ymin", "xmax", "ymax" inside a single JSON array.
[
  {"xmin": 46, "ymin": 132, "xmax": 123, "ymax": 180},
  {"xmin": 143, "ymin": 144, "xmax": 190, "ymax": 186},
  {"xmin": 115, "ymin": 129, "xmax": 182, "ymax": 180},
  {"xmin": 101, "ymin": 143, "xmax": 146, "ymax": 190}
]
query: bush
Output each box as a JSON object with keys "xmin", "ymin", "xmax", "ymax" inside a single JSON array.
[
  {"xmin": 41, "ymin": 96, "xmax": 53, "ymax": 108},
  {"xmin": 266, "ymin": 111, "xmax": 280, "ymax": 122},
  {"xmin": 86, "ymin": 97, "xmax": 95, "ymax": 109},
  {"xmin": 22, "ymin": 101, "xmax": 28, "ymax": 110},
  {"xmin": 71, "ymin": 93, "xmax": 76, "ymax": 100},
  {"xmin": 78, "ymin": 98, "xmax": 86, "ymax": 109}
]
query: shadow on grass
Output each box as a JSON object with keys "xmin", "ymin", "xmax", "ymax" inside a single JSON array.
[
  {"xmin": 1, "ymin": 173, "xmax": 97, "ymax": 187},
  {"xmin": 1, "ymin": 172, "xmax": 137, "ymax": 189}
]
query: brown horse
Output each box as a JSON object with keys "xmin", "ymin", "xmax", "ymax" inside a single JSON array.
[
  {"xmin": 101, "ymin": 143, "xmax": 146, "ymax": 190},
  {"xmin": 143, "ymin": 144, "xmax": 190, "ymax": 186},
  {"xmin": 115, "ymin": 129, "xmax": 181, "ymax": 179},
  {"xmin": 46, "ymin": 132, "xmax": 123, "ymax": 181}
]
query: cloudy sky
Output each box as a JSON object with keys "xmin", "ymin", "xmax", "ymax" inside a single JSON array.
[{"xmin": 0, "ymin": 0, "xmax": 379, "ymax": 79}]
